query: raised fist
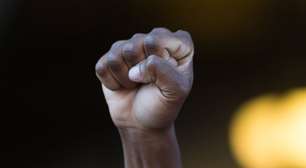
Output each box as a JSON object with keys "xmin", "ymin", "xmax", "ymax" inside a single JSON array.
[{"xmin": 95, "ymin": 28, "xmax": 194, "ymax": 130}]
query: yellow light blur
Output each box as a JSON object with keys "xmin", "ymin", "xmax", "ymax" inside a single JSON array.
[{"xmin": 230, "ymin": 88, "xmax": 306, "ymax": 168}]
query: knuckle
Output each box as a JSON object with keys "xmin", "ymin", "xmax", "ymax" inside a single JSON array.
[
  {"xmin": 122, "ymin": 42, "xmax": 136, "ymax": 56},
  {"xmin": 122, "ymin": 43, "xmax": 139, "ymax": 63},
  {"xmin": 176, "ymin": 29, "xmax": 190, "ymax": 36},
  {"xmin": 151, "ymin": 27, "xmax": 170, "ymax": 34},
  {"xmin": 144, "ymin": 34, "xmax": 160, "ymax": 50},
  {"xmin": 175, "ymin": 30, "xmax": 193, "ymax": 45},
  {"xmin": 111, "ymin": 40, "xmax": 125, "ymax": 49},
  {"xmin": 95, "ymin": 61, "xmax": 107, "ymax": 77},
  {"xmin": 132, "ymin": 33, "xmax": 145, "ymax": 39},
  {"xmin": 106, "ymin": 53, "xmax": 122, "ymax": 71}
]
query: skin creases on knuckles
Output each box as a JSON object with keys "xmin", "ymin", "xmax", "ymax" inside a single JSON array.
[
  {"xmin": 96, "ymin": 27, "xmax": 193, "ymax": 81},
  {"xmin": 96, "ymin": 28, "xmax": 193, "ymax": 96}
]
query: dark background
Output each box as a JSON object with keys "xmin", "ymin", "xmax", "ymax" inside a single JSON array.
[{"xmin": 5, "ymin": 0, "xmax": 306, "ymax": 167}]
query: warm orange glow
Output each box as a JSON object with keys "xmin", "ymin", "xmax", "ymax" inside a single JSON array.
[{"xmin": 230, "ymin": 88, "xmax": 306, "ymax": 168}]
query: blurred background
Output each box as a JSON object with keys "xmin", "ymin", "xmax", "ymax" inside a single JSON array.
[{"xmin": 6, "ymin": 0, "xmax": 306, "ymax": 167}]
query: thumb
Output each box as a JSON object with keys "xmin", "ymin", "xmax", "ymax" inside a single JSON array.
[{"xmin": 128, "ymin": 55, "xmax": 190, "ymax": 99}]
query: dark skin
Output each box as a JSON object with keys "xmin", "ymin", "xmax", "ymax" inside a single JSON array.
[{"xmin": 95, "ymin": 28, "xmax": 194, "ymax": 168}]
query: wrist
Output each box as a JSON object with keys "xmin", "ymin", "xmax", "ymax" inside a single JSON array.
[
  {"xmin": 118, "ymin": 125, "xmax": 182, "ymax": 168},
  {"xmin": 118, "ymin": 125, "xmax": 174, "ymax": 141}
]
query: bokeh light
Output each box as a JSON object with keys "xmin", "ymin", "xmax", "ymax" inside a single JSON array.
[{"xmin": 230, "ymin": 88, "xmax": 306, "ymax": 168}]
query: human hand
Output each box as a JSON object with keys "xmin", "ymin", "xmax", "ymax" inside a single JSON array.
[{"xmin": 95, "ymin": 28, "xmax": 194, "ymax": 131}]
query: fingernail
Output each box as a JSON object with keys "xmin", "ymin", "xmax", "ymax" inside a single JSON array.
[{"xmin": 128, "ymin": 66, "xmax": 141, "ymax": 82}]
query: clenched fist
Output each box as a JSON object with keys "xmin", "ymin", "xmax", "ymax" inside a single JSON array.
[{"xmin": 95, "ymin": 28, "xmax": 194, "ymax": 130}]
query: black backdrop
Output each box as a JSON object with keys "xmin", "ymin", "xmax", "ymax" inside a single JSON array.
[{"xmin": 6, "ymin": 0, "xmax": 306, "ymax": 167}]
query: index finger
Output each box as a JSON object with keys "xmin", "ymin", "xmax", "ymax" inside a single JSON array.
[{"xmin": 144, "ymin": 28, "xmax": 194, "ymax": 65}]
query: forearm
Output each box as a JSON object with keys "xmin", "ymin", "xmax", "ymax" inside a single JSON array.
[
  {"xmin": 96, "ymin": 28, "xmax": 193, "ymax": 168},
  {"xmin": 118, "ymin": 125, "xmax": 182, "ymax": 168}
]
